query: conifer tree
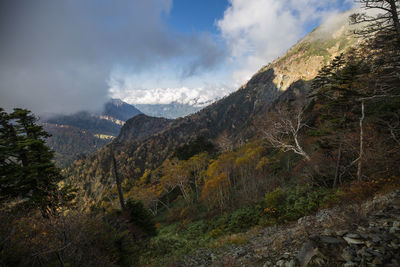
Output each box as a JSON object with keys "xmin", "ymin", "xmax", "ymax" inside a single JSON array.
[{"xmin": 0, "ymin": 108, "xmax": 71, "ymax": 216}]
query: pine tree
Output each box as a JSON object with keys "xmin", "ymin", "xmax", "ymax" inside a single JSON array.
[{"xmin": 0, "ymin": 108, "xmax": 71, "ymax": 216}]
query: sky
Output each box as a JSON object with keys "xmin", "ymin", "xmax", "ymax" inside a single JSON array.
[{"xmin": 0, "ymin": 0, "xmax": 355, "ymax": 115}]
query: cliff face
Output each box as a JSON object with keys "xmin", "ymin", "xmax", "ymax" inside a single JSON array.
[
  {"xmin": 116, "ymin": 114, "xmax": 172, "ymax": 144},
  {"xmin": 103, "ymin": 98, "xmax": 142, "ymax": 122},
  {"xmin": 264, "ymin": 10, "xmax": 360, "ymax": 93}
]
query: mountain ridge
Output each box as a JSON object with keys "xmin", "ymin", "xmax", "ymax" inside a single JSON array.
[{"xmin": 66, "ymin": 13, "xmax": 364, "ymax": 204}]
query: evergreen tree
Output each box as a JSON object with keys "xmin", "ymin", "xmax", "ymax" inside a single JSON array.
[{"xmin": 0, "ymin": 108, "xmax": 72, "ymax": 216}]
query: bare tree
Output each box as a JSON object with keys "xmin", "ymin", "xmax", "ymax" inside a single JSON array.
[
  {"xmin": 357, "ymin": 99, "xmax": 365, "ymax": 181},
  {"xmin": 261, "ymin": 104, "xmax": 310, "ymax": 161},
  {"xmin": 351, "ymin": 0, "xmax": 400, "ymax": 42}
]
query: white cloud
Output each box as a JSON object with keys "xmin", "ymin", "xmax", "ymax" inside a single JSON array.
[
  {"xmin": 108, "ymin": 0, "xmax": 355, "ymax": 107},
  {"xmin": 217, "ymin": 0, "xmax": 355, "ymax": 85},
  {"xmin": 109, "ymin": 76, "xmax": 231, "ymax": 106}
]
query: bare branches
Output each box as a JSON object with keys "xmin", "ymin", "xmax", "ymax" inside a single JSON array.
[
  {"xmin": 261, "ymin": 105, "xmax": 310, "ymax": 161},
  {"xmin": 31, "ymin": 242, "xmax": 72, "ymax": 258},
  {"xmin": 352, "ymin": 0, "xmax": 400, "ymax": 42}
]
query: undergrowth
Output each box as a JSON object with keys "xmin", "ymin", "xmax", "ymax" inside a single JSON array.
[{"xmin": 138, "ymin": 176, "xmax": 400, "ymax": 265}]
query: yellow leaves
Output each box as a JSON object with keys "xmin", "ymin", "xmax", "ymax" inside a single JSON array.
[
  {"xmin": 160, "ymin": 158, "xmax": 190, "ymax": 191},
  {"xmin": 139, "ymin": 169, "xmax": 152, "ymax": 185},
  {"xmin": 126, "ymin": 185, "xmax": 161, "ymax": 209},
  {"xmin": 263, "ymin": 207, "xmax": 277, "ymax": 214},
  {"xmin": 186, "ymin": 152, "xmax": 211, "ymax": 173},
  {"xmin": 256, "ymin": 157, "xmax": 270, "ymax": 171},
  {"xmin": 200, "ymin": 172, "xmax": 230, "ymax": 208},
  {"xmin": 235, "ymin": 156, "xmax": 250, "ymax": 167},
  {"xmin": 206, "ymin": 151, "xmax": 235, "ymax": 178}
]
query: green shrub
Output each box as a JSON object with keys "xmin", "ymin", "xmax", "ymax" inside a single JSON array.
[
  {"xmin": 184, "ymin": 220, "xmax": 210, "ymax": 239},
  {"xmin": 227, "ymin": 205, "xmax": 263, "ymax": 232},
  {"xmin": 264, "ymin": 188, "xmax": 284, "ymax": 211},
  {"xmin": 209, "ymin": 205, "xmax": 264, "ymax": 237},
  {"xmin": 264, "ymin": 185, "xmax": 337, "ymax": 223}
]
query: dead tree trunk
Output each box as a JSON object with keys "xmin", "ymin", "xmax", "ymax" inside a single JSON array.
[
  {"xmin": 357, "ymin": 100, "xmax": 365, "ymax": 181},
  {"xmin": 333, "ymin": 140, "xmax": 342, "ymax": 187},
  {"xmin": 388, "ymin": 0, "xmax": 400, "ymax": 42},
  {"xmin": 262, "ymin": 105, "xmax": 311, "ymax": 161},
  {"xmin": 111, "ymin": 147, "xmax": 126, "ymax": 210}
]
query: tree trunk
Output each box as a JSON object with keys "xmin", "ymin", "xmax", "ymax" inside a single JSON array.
[
  {"xmin": 388, "ymin": 0, "xmax": 400, "ymax": 43},
  {"xmin": 178, "ymin": 182, "xmax": 189, "ymax": 201},
  {"xmin": 56, "ymin": 252, "xmax": 65, "ymax": 267},
  {"xmin": 194, "ymin": 176, "xmax": 199, "ymax": 200},
  {"xmin": 333, "ymin": 140, "xmax": 342, "ymax": 187},
  {"xmin": 357, "ymin": 101, "xmax": 365, "ymax": 181},
  {"xmin": 111, "ymin": 148, "xmax": 126, "ymax": 210},
  {"xmin": 294, "ymin": 134, "xmax": 311, "ymax": 161}
]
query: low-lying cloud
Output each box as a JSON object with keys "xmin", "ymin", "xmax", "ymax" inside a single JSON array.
[{"xmin": 109, "ymin": 81, "xmax": 231, "ymax": 106}]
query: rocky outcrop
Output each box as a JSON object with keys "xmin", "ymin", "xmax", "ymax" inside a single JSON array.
[
  {"xmin": 103, "ymin": 98, "xmax": 142, "ymax": 122},
  {"xmin": 183, "ymin": 190, "xmax": 400, "ymax": 266},
  {"xmin": 116, "ymin": 114, "xmax": 172, "ymax": 144}
]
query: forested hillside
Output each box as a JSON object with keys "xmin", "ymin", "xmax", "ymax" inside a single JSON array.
[
  {"xmin": 43, "ymin": 99, "xmax": 142, "ymax": 167},
  {"xmin": 1, "ymin": 3, "xmax": 399, "ymax": 266},
  {"xmin": 63, "ymin": 6, "xmax": 399, "ymax": 265},
  {"xmin": 65, "ymin": 10, "xmax": 363, "ymax": 205}
]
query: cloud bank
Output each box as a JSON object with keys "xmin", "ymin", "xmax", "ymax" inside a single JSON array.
[
  {"xmin": 0, "ymin": 0, "xmax": 225, "ymax": 114},
  {"xmin": 110, "ymin": 84, "xmax": 231, "ymax": 106},
  {"xmin": 1, "ymin": 0, "xmax": 355, "ymax": 113}
]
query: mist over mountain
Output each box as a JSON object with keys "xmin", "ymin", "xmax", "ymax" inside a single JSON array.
[
  {"xmin": 43, "ymin": 99, "xmax": 142, "ymax": 166},
  {"xmin": 135, "ymin": 98, "xmax": 217, "ymax": 119},
  {"xmin": 103, "ymin": 99, "xmax": 143, "ymax": 122}
]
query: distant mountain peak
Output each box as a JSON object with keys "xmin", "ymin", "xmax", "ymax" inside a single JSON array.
[
  {"xmin": 108, "ymin": 98, "xmax": 125, "ymax": 107},
  {"xmin": 103, "ymin": 98, "xmax": 142, "ymax": 122}
]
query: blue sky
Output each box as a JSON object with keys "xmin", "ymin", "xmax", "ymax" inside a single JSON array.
[
  {"xmin": 167, "ymin": 0, "xmax": 353, "ymax": 34},
  {"xmin": 0, "ymin": 0, "xmax": 356, "ymax": 114},
  {"xmin": 168, "ymin": 0, "xmax": 229, "ymax": 34}
]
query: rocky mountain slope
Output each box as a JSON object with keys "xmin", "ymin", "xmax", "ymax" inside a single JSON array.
[
  {"xmin": 116, "ymin": 114, "xmax": 172, "ymax": 144},
  {"xmin": 66, "ymin": 11, "xmax": 362, "ymax": 201},
  {"xmin": 183, "ymin": 190, "xmax": 400, "ymax": 266}
]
